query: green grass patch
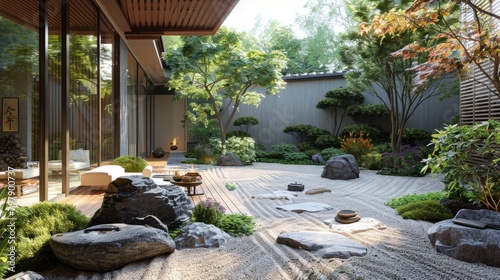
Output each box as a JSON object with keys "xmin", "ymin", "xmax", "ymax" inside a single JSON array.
[
  {"xmin": 386, "ymin": 192, "xmax": 447, "ymax": 209},
  {"xmin": 396, "ymin": 200, "xmax": 454, "ymax": 222}
]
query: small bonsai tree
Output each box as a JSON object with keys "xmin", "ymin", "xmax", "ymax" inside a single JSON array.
[
  {"xmin": 316, "ymin": 87, "xmax": 364, "ymax": 136},
  {"xmin": 233, "ymin": 116, "xmax": 259, "ymax": 134}
]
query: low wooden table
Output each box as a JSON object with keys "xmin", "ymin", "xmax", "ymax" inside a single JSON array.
[{"xmin": 169, "ymin": 180, "xmax": 204, "ymax": 196}]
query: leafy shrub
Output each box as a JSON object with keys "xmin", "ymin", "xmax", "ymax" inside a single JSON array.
[
  {"xmin": 210, "ymin": 137, "xmax": 256, "ymax": 164},
  {"xmin": 378, "ymin": 145, "xmax": 426, "ymax": 177},
  {"xmin": 284, "ymin": 152, "xmax": 309, "ymax": 162},
  {"xmin": 314, "ymin": 134, "xmax": 340, "ymax": 149},
  {"xmin": 386, "ymin": 192, "xmax": 448, "ymax": 209},
  {"xmin": 395, "ymin": 200, "xmax": 454, "ymax": 222},
  {"xmin": 339, "ymin": 123, "xmax": 387, "ymax": 143},
  {"xmin": 423, "ymin": 120, "xmax": 500, "ymax": 211},
  {"xmin": 401, "ymin": 128, "xmax": 432, "ymax": 146},
  {"xmin": 360, "ymin": 152, "xmax": 382, "ymax": 170},
  {"xmin": 187, "ymin": 119, "xmax": 220, "ymax": 144},
  {"xmin": 320, "ymin": 147, "xmax": 345, "ymax": 160},
  {"xmin": 375, "ymin": 142, "xmax": 392, "ymax": 153},
  {"xmin": 192, "ymin": 199, "xmax": 226, "ymax": 225},
  {"xmin": 111, "ymin": 156, "xmax": 149, "ymax": 172},
  {"xmin": 303, "ymin": 149, "xmax": 320, "ymax": 158},
  {"xmin": 226, "ymin": 130, "xmax": 251, "ymax": 138},
  {"xmin": 0, "ymin": 202, "xmax": 89, "ymax": 275},
  {"xmin": 193, "ymin": 144, "xmax": 213, "ymax": 163},
  {"xmin": 184, "ymin": 148, "xmax": 196, "ymax": 158},
  {"xmin": 296, "ymin": 142, "xmax": 314, "ymax": 152},
  {"xmin": 218, "ymin": 214, "xmax": 255, "ymax": 237},
  {"xmin": 340, "ymin": 132, "xmax": 374, "ymax": 162},
  {"xmin": 269, "ymin": 143, "xmax": 299, "ymax": 159}
]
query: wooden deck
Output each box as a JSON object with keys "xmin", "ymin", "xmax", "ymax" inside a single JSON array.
[{"xmin": 55, "ymin": 167, "xmax": 250, "ymax": 217}]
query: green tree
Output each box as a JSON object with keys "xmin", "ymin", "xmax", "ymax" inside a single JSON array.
[
  {"xmin": 296, "ymin": 0, "xmax": 355, "ymax": 71},
  {"xmin": 316, "ymin": 87, "xmax": 364, "ymax": 136},
  {"xmin": 338, "ymin": 0, "xmax": 455, "ymax": 152},
  {"xmin": 163, "ymin": 28, "xmax": 287, "ymax": 149}
]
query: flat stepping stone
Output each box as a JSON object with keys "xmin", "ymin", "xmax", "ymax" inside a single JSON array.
[
  {"xmin": 324, "ymin": 217, "xmax": 387, "ymax": 233},
  {"xmin": 277, "ymin": 231, "xmax": 367, "ymax": 259},
  {"xmin": 252, "ymin": 191, "xmax": 298, "ymax": 200},
  {"xmin": 305, "ymin": 188, "xmax": 332, "ymax": 195},
  {"xmin": 276, "ymin": 202, "xmax": 333, "ymax": 213},
  {"xmin": 49, "ymin": 223, "xmax": 176, "ymax": 272}
]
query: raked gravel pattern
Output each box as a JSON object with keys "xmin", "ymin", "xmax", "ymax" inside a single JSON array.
[{"xmin": 42, "ymin": 163, "xmax": 499, "ymax": 280}]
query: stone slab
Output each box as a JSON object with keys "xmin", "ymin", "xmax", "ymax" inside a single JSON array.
[
  {"xmin": 324, "ymin": 217, "xmax": 387, "ymax": 233},
  {"xmin": 277, "ymin": 231, "xmax": 367, "ymax": 259},
  {"xmin": 252, "ymin": 191, "xmax": 299, "ymax": 200},
  {"xmin": 276, "ymin": 202, "xmax": 333, "ymax": 213}
]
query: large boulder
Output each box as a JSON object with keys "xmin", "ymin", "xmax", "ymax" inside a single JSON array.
[
  {"xmin": 89, "ymin": 176, "xmax": 193, "ymax": 228},
  {"xmin": 49, "ymin": 223, "xmax": 176, "ymax": 272},
  {"xmin": 321, "ymin": 154, "xmax": 359, "ymax": 180},
  {"xmin": 216, "ymin": 152, "xmax": 243, "ymax": 166},
  {"xmin": 174, "ymin": 222, "xmax": 231, "ymax": 249},
  {"xmin": 427, "ymin": 209, "xmax": 500, "ymax": 267}
]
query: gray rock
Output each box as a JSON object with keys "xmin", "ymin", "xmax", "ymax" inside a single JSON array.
[
  {"xmin": 305, "ymin": 188, "xmax": 332, "ymax": 195},
  {"xmin": 311, "ymin": 153, "xmax": 324, "ymax": 164},
  {"xmin": 321, "ymin": 154, "xmax": 359, "ymax": 180},
  {"xmin": 276, "ymin": 202, "xmax": 333, "ymax": 213},
  {"xmin": 277, "ymin": 231, "xmax": 367, "ymax": 259},
  {"xmin": 287, "ymin": 182, "xmax": 305, "ymax": 192},
  {"xmin": 216, "ymin": 152, "xmax": 244, "ymax": 166},
  {"xmin": 129, "ymin": 215, "xmax": 169, "ymax": 233},
  {"xmin": 427, "ymin": 209, "xmax": 500, "ymax": 267},
  {"xmin": 49, "ymin": 223, "xmax": 176, "ymax": 272},
  {"xmin": 174, "ymin": 222, "xmax": 231, "ymax": 249},
  {"xmin": 89, "ymin": 176, "xmax": 193, "ymax": 228},
  {"xmin": 5, "ymin": 271, "xmax": 44, "ymax": 280}
]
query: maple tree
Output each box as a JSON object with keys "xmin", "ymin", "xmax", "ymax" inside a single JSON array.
[
  {"xmin": 338, "ymin": 0, "xmax": 454, "ymax": 153},
  {"xmin": 359, "ymin": 0, "xmax": 500, "ymax": 98}
]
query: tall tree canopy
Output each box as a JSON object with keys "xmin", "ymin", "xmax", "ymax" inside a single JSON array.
[
  {"xmin": 163, "ymin": 28, "xmax": 287, "ymax": 147},
  {"xmin": 360, "ymin": 0, "xmax": 500, "ymax": 98},
  {"xmin": 338, "ymin": 0, "xmax": 455, "ymax": 152}
]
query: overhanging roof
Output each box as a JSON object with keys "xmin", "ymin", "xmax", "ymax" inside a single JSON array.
[
  {"xmin": 0, "ymin": 0, "xmax": 239, "ymax": 85},
  {"xmin": 98, "ymin": 0, "xmax": 239, "ymax": 85},
  {"xmin": 118, "ymin": 0, "xmax": 239, "ymax": 39}
]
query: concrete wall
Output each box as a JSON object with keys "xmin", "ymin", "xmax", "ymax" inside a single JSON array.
[
  {"xmin": 153, "ymin": 95, "xmax": 186, "ymax": 151},
  {"xmin": 225, "ymin": 73, "xmax": 460, "ymax": 150}
]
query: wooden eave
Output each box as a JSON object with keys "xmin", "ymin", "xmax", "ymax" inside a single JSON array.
[{"xmin": 118, "ymin": 0, "xmax": 239, "ymax": 39}]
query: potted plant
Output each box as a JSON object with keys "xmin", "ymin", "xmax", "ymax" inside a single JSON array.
[{"xmin": 152, "ymin": 147, "xmax": 165, "ymax": 158}]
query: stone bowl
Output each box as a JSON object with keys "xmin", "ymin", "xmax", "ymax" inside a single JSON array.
[{"xmin": 337, "ymin": 210, "xmax": 357, "ymax": 218}]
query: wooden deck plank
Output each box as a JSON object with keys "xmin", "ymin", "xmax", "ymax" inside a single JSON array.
[{"xmin": 53, "ymin": 166, "xmax": 250, "ymax": 217}]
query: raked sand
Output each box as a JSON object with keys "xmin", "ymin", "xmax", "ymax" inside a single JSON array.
[{"xmin": 42, "ymin": 163, "xmax": 499, "ymax": 280}]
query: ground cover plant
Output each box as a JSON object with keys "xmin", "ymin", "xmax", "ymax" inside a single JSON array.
[
  {"xmin": 1, "ymin": 202, "xmax": 89, "ymax": 276},
  {"xmin": 386, "ymin": 192, "xmax": 453, "ymax": 222}
]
